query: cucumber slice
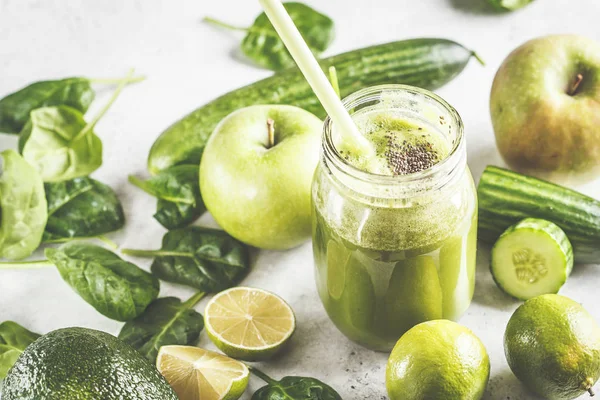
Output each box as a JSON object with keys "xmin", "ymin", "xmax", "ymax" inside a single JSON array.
[{"xmin": 491, "ymin": 218, "xmax": 573, "ymax": 300}]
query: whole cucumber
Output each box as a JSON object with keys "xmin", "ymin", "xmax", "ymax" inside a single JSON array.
[
  {"xmin": 478, "ymin": 166, "xmax": 600, "ymax": 263},
  {"xmin": 148, "ymin": 38, "xmax": 482, "ymax": 174}
]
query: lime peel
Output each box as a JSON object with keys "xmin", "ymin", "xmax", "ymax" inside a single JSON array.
[
  {"xmin": 504, "ymin": 294, "xmax": 600, "ymax": 400},
  {"xmin": 204, "ymin": 287, "xmax": 296, "ymax": 361}
]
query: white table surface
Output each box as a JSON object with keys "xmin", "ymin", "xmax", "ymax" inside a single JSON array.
[{"xmin": 2, "ymin": 0, "xmax": 600, "ymax": 399}]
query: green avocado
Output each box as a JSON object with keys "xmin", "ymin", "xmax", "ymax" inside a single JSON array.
[{"xmin": 1, "ymin": 327, "xmax": 178, "ymax": 400}]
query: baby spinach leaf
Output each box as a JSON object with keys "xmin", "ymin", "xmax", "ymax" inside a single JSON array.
[
  {"xmin": 204, "ymin": 2, "xmax": 335, "ymax": 71},
  {"xmin": 250, "ymin": 368, "xmax": 342, "ymax": 400},
  {"xmin": 43, "ymin": 177, "xmax": 125, "ymax": 242},
  {"xmin": 0, "ymin": 150, "xmax": 48, "ymax": 260},
  {"xmin": 118, "ymin": 292, "xmax": 205, "ymax": 363},
  {"xmin": 0, "ymin": 78, "xmax": 94, "ymax": 134},
  {"xmin": 17, "ymin": 105, "xmax": 102, "ymax": 182},
  {"xmin": 154, "ymin": 198, "xmax": 199, "ymax": 230},
  {"xmin": 45, "ymin": 242, "xmax": 160, "ymax": 322},
  {"xmin": 129, "ymin": 165, "xmax": 204, "ymax": 230},
  {"xmin": 121, "ymin": 227, "xmax": 249, "ymax": 292},
  {"xmin": 0, "ymin": 321, "xmax": 41, "ymax": 379},
  {"xmin": 45, "ymin": 175, "xmax": 93, "ymax": 214},
  {"xmin": 18, "ymin": 71, "xmax": 134, "ymax": 182},
  {"xmin": 0, "ymin": 74, "xmax": 144, "ymax": 134},
  {"xmin": 242, "ymin": 3, "xmax": 334, "ymax": 71}
]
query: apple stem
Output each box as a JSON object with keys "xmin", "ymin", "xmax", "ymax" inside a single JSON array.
[
  {"xmin": 569, "ymin": 73, "xmax": 584, "ymax": 96},
  {"xmin": 267, "ymin": 118, "xmax": 275, "ymax": 148},
  {"xmin": 589, "ymin": 388, "xmax": 595, "ymax": 397}
]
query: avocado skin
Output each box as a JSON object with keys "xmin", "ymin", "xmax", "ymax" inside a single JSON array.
[{"xmin": 1, "ymin": 327, "xmax": 178, "ymax": 400}]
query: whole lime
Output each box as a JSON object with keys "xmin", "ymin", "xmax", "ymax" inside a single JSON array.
[
  {"xmin": 505, "ymin": 294, "xmax": 600, "ymax": 399},
  {"xmin": 386, "ymin": 320, "xmax": 490, "ymax": 400}
]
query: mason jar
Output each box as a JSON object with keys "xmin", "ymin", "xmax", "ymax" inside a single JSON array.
[{"xmin": 312, "ymin": 85, "xmax": 477, "ymax": 351}]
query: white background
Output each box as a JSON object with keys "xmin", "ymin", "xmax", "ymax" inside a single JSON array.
[{"xmin": 1, "ymin": 0, "xmax": 600, "ymax": 398}]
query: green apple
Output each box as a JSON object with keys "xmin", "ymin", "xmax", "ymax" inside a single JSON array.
[
  {"xmin": 490, "ymin": 35, "xmax": 600, "ymax": 185},
  {"xmin": 200, "ymin": 105, "xmax": 322, "ymax": 250}
]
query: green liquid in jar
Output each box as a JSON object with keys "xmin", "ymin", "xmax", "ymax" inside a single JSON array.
[
  {"xmin": 337, "ymin": 111, "xmax": 452, "ymax": 176},
  {"xmin": 312, "ymin": 110, "xmax": 477, "ymax": 351}
]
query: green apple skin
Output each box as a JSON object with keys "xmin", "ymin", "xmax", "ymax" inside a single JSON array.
[
  {"xmin": 200, "ymin": 105, "xmax": 322, "ymax": 250},
  {"xmin": 490, "ymin": 35, "xmax": 600, "ymax": 185}
]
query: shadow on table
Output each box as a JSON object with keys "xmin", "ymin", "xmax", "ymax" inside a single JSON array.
[
  {"xmin": 468, "ymin": 145, "xmax": 504, "ymax": 184},
  {"xmin": 483, "ymin": 367, "xmax": 545, "ymax": 400},
  {"xmin": 471, "ymin": 241, "xmax": 520, "ymax": 310},
  {"xmin": 449, "ymin": 0, "xmax": 500, "ymax": 15},
  {"xmin": 569, "ymin": 261, "xmax": 598, "ymax": 279},
  {"xmin": 249, "ymin": 288, "xmax": 390, "ymax": 399}
]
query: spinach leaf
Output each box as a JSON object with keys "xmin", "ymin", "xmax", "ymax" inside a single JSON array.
[
  {"xmin": 118, "ymin": 292, "xmax": 205, "ymax": 363},
  {"xmin": 204, "ymin": 2, "xmax": 335, "ymax": 71},
  {"xmin": 129, "ymin": 165, "xmax": 204, "ymax": 230},
  {"xmin": 18, "ymin": 71, "xmax": 133, "ymax": 182},
  {"xmin": 17, "ymin": 105, "xmax": 102, "ymax": 182},
  {"xmin": 0, "ymin": 150, "xmax": 48, "ymax": 260},
  {"xmin": 45, "ymin": 242, "xmax": 159, "ymax": 322},
  {"xmin": 43, "ymin": 177, "xmax": 125, "ymax": 242},
  {"xmin": 0, "ymin": 321, "xmax": 41, "ymax": 379},
  {"xmin": 243, "ymin": 2, "xmax": 334, "ymax": 71},
  {"xmin": 0, "ymin": 78, "xmax": 94, "ymax": 134},
  {"xmin": 121, "ymin": 227, "xmax": 250, "ymax": 292},
  {"xmin": 0, "ymin": 74, "xmax": 144, "ymax": 134},
  {"xmin": 250, "ymin": 368, "xmax": 342, "ymax": 400}
]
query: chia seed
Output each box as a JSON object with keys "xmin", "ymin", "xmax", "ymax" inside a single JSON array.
[{"xmin": 384, "ymin": 134, "xmax": 439, "ymax": 175}]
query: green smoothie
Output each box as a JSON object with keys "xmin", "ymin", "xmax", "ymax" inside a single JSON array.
[
  {"xmin": 312, "ymin": 105, "xmax": 477, "ymax": 351},
  {"xmin": 338, "ymin": 112, "xmax": 452, "ymax": 176}
]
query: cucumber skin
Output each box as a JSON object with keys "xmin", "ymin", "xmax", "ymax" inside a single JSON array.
[
  {"xmin": 491, "ymin": 218, "xmax": 573, "ymax": 301},
  {"xmin": 148, "ymin": 38, "xmax": 478, "ymax": 174},
  {"xmin": 478, "ymin": 166, "xmax": 600, "ymax": 264}
]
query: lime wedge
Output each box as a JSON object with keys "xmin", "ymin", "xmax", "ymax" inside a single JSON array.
[
  {"xmin": 204, "ymin": 287, "xmax": 296, "ymax": 361},
  {"xmin": 156, "ymin": 346, "xmax": 249, "ymax": 400}
]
